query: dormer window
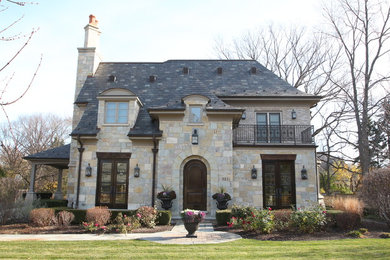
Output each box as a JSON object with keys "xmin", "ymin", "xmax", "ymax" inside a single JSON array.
[
  {"xmin": 190, "ymin": 106, "xmax": 202, "ymax": 123},
  {"xmin": 105, "ymin": 102, "xmax": 129, "ymax": 124}
]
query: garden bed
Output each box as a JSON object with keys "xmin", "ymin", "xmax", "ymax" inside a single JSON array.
[
  {"xmin": 0, "ymin": 223, "xmax": 174, "ymax": 235},
  {"xmin": 214, "ymin": 219, "xmax": 389, "ymax": 241}
]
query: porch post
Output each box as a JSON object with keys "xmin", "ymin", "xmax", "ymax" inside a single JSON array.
[
  {"xmin": 54, "ymin": 168, "xmax": 63, "ymax": 200},
  {"xmin": 26, "ymin": 163, "xmax": 37, "ymax": 201}
]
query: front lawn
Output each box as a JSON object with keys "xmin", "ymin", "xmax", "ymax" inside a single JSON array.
[{"xmin": 0, "ymin": 239, "xmax": 389, "ymax": 259}]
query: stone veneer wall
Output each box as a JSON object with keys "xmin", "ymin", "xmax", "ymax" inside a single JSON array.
[{"xmin": 232, "ymin": 147, "xmax": 318, "ymax": 209}]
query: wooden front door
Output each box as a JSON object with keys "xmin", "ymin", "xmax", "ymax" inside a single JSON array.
[
  {"xmin": 183, "ymin": 160, "xmax": 207, "ymax": 210},
  {"xmin": 262, "ymin": 160, "xmax": 296, "ymax": 209},
  {"xmin": 96, "ymin": 159, "xmax": 129, "ymax": 209}
]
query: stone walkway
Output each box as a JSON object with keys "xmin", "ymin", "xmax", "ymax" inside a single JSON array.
[{"xmin": 0, "ymin": 221, "xmax": 241, "ymax": 245}]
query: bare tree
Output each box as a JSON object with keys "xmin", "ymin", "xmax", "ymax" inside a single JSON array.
[
  {"xmin": 0, "ymin": 114, "xmax": 71, "ymax": 188},
  {"xmin": 0, "ymin": 0, "xmax": 42, "ymax": 124},
  {"xmin": 324, "ymin": 0, "xmax": 390, "ymax": 175},
  {"xmin": 214, "ymin": 24, "xmax": 342, "ymax": 137}
]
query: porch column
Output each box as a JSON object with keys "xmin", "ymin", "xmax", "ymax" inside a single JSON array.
[
  {"xmin": 26, "ymin": 163, "xmax": 37, "ymax": 201},
  {"xmin": 54, "ymin": 168, "xmax": 63, "ymax": 200}
]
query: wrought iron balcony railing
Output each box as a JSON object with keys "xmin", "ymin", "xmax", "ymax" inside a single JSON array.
[{"xmin": 233, "ymin": 124, "xmax": 314, "ymax": 146}]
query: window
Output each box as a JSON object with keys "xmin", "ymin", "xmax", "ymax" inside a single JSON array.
[
  {"xmin": 105, "ymin": 102, "xmax": 129, "ymax": 124},
  {"xmin": 189, "ymin": 106, "xmax": 202, "ymax": 123},
  {"xmin": 256, "ymin": 112, "xmax": 281, "ymax": 143}
]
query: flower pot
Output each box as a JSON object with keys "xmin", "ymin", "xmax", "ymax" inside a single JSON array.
[
  {"xmin": 159, "ymin": 198, "xmax": 173, "ymax": 210},
  {"xmin": 183, "ymin": 221, "xmax": 200, "ymax": 238},
  {"xmin": 216, "ymin": 199, "xmax": 229, "ymax": 210}
]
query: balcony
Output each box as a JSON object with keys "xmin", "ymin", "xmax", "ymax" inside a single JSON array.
[{"xmin": 233, "ymin": 124, "xmax": 314, "ymax": 146}]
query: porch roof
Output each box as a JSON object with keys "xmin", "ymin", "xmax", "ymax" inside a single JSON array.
[{"xmin": 23, "ymin": 144, "xmax": 70, "ymax": 169}]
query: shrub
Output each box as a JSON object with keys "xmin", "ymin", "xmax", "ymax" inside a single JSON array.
[
  {"xmin": 347, "ymin": 230, "xmax": 363, "ymax": 238},
  {"xmin": 54, "ymin": 208, "xmax": 86, "ymax": 225},
  {"xmin": 156, "ymin": 210, "xmax": 172, "ymax": 225},
  {"xmin": 216, "ymin": 209, "xmax": 232, "ymax": 226},
  {"xmin": 228, "ymin": 208, "xmax": 274, "ymax": 234},
  {"xmin": 325, "ymin": 210, "xmax": 344, "ymax": 228},
  {"xmin": 57, "ymin": 211, "xmax": 75, "ymax": 227},
  {"xmin": 41, "ymin": 199, "xmax": 68, "ymax": 208},
  {"xmin": 331, "ymin": 196, "xmax": 363, "ymax": 216},
  {"xmin": 109, "ymin": 213, "xmax": 141, "ymax": 234},
  {"xmin": 86, "ymin": 206, "xmax": 111, "ymax": 226},
  {"xmin": 273, "ymin": 210, "xmax": 292, "ymax": 231},
  {"xmin": 0, "ymin": 177, "xmax": 24, "ymax": 224},
  {"xmin": 361, "ymin": 168, "xmax": 390, "ymax": 228},
  {"xmin": 136, "ymin": 206, "xmax": 158, "ymax": 228},
  {"xmin": 379, "ymin": 232, "xmax": 390, "ymax": 238},
  {"xmin": 335, "ymin": 212, "xmax": 361, "ymax": 230},
  {"xmin": 359, "ymin": 228, "xmax": 368, "ymax": 234},
  {"xmin": 290, "ymin": 205, "xmax": 327, "ymax": 233},
  {"xmin": 82, "ymin": 222, "xmax": 108, "ymax": 234},
  {"xmin": 231, "ymin": 204, "xmax": 257, "ymax": 219},
  {"xmin": 29, "ymin": 208, "xmax": 56, "ymax": 227},
  {"xmin": 110, "ymin": 210, "xmax": 136, "ymax": 221}
]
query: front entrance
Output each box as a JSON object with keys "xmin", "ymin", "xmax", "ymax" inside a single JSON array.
[
  {"xmin": 96, "ymin": 153, "xmax": 131, "ymax": 209},
  {"xmin": 262, "ymin": 160, "xmax": 296, "ymax": 209},
  {"xmin": 183, "ymin": 160, "xmax": 207, "ymax": 210}
]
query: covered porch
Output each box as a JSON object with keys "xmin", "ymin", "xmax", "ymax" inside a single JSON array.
[{"xmin": 23, "ymin": 144, "xmax": 70, "ymax": 201}]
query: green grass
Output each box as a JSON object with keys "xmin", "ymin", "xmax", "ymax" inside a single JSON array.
[{"xmin": 0, "ymin": 239, "xmax": 389, "ymax": 259}]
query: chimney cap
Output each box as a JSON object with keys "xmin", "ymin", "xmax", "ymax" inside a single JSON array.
[{"xmin": 89, "ymin": 14, "xmax": 98, "ymax": 26}]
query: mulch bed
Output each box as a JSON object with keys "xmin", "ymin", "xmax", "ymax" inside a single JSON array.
[
  {"xmin": 0, "ymin": 223, "xmax": 174, "ymax": 235},
  {"xmin": 213, "ymin": 219, "xmax": 390, "ymax": 241}
]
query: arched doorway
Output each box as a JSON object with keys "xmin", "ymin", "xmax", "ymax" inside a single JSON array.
[{"xmin": 183, "ymin": 160, "xmax": 207, "ymax": 210}]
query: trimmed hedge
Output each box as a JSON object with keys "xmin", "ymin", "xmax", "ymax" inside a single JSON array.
[
  {"xmin": 156, "ymin": 210, "xmax": 172, "ymax": 225},
  {"xmin": 53, "ymin": 208, "xmax": 171, "ymax": 225},
  {"xmin": 41, "ymin": 199, "xmax": 68, "ymax": 208},
  {"xmin": 325, "ymin": 210, "xmax": 344, "ymax": 227},
  {"xmin": 53, "ymin": 208, "xmax": 86, "ymax": 225},
  {"xmin": 216, "ymin": 209, "xmax": 232, "ymax": 226}
]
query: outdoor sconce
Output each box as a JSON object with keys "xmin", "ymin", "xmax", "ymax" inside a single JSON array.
[
  {"xmin": 134, "ymin": 164, "xmax": 140, "ymax": 178},
  {"xmin": 251, "ymin": 165, "xmax": 257, "ymax": 179},
  {"xmin": 301, "ymin": 165, "xmax": 308, "ymax": 180},
  {"xmin": 192, "ymin": 129, "xmax": 199, "ymax": 145},
  {"xmin": 291, "ymin": 109, "xmax": 297, "ymax": 119},
  {"xmin": 241, "ymin": 112, "xmax": 246, "ymax": 120},
  {"xmin": 85, "ymin": 163, "xmax": 92, "ymax": 177}
]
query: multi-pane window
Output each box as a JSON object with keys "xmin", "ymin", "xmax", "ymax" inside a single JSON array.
[
  {"xmin": 256, "ymin": 112, "xmax": 281, "ymax": 143},
  {"xmin": 105, "ymin": 102, "xmax": 129, "ymax": 124},
  {"xmin": 190, "ymin": 106, "xmax": 202, "ymax": 123}
]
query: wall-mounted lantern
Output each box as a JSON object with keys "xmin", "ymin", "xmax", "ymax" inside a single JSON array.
[
  {"xmin": 301, "ymin": 165, "xmax": 308, "ymax": 180},
  {"xmin": 85, "ymin": 163, "xmax": 92, "ymax": 177},
  {"xmin": 251, "ymin": 165, "xmax": 257, "ymax": 179},
  {"xmin": 291, "ymin": 109, "xmax": 297, "ymax": 119},
  {"xmin": 241, "ymin": 111, "xmax": 246, "ymax": 120},
  {"xmin": 134, "ymin": 164, "xmax": 140, "ymax": 178},
  {"xmin": 192, "ymin": 129, "xmax": 199, "ymax": 145}
]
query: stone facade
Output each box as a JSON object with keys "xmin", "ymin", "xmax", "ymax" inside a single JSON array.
[{"xmin": 66, "ymin": 16, "xmax": 321, "ymax": 218}]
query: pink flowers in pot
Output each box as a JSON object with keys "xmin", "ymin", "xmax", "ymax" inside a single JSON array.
[{"xmin": 181, "ymin": 209, "xmax": 206, "ymax": 223}]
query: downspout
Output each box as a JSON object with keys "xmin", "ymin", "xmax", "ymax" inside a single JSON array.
[
  {"xmin": 315, "ymin": 149, "xmax": 319, "ymax": 203},
  {"xmin": 151, "ymin": 135, "xmax": 159, "ymax": 207},
  {"xmin": 76, "ymin": 135, "xmax": 85, "ymax": 209}
]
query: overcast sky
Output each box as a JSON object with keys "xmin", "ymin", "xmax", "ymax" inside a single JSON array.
[{"xmin": 1, "ymin": 0, "xmax": 323, "ymax": 122}]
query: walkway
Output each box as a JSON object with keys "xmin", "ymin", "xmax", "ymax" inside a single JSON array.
[{"xmin": 0, "ymin": 221, "xmax": 241, "ymax": 245}]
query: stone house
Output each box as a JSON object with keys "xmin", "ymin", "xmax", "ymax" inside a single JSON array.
[{"xmin": 25, "ymin": 15, "xmax": 321, "ymax": 218}]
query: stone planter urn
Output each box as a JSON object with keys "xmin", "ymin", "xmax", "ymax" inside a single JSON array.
[
  {"xmin": 212, "ymin": 189, "xmax": 232, "ymax": 210},
  {"xmin": 181, "ymin": 209, "xmax": 206, "ymax": 238},
  {"xmin": 183, "ymin": 221, "xmax": 200, "ymax": 238},
  {"xmin": 160, "ymin": 197, "xmax": 173, "ymax": 210}
]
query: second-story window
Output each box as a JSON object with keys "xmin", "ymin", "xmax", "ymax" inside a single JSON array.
[
  {"xmin": 189, "ymin": 106, "xmax": 202, "ymax": 123},
  {"xmin": 256, "ymin": 112, "xmax": 281, "ymax": 143},
  {"xmin": 105, "ymin": 102, "xmax": 129, "ymax": 124}
]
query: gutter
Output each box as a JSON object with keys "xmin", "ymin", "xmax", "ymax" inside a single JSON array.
[
  {"xmin": 75, "ymin": 135, "xmax": 85, "ymax": 209},
  {"xmin": 151, "ymin": 135, "xmax": 159, "ymax": 207}
]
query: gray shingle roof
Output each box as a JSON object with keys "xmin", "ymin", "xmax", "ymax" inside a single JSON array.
[
  {"xmin": 71, "ymin": 60, "xmax": 318, "ymax": 136},
  {"xmin": 23, "ymin": 144, "xmax": 70, "ymax": 160}
]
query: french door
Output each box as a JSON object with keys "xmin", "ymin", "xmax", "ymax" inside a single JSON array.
[
  {"xmin": 262, "ymin": 160, "xmax": 295, "ymax": 209},
  {"xmin": 96, "ymin": 158, "xmax": 129, "ymax": 209},
  {"xmin": 256, "ymin": 113, "xmax": 281, "ymax": 143}
]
